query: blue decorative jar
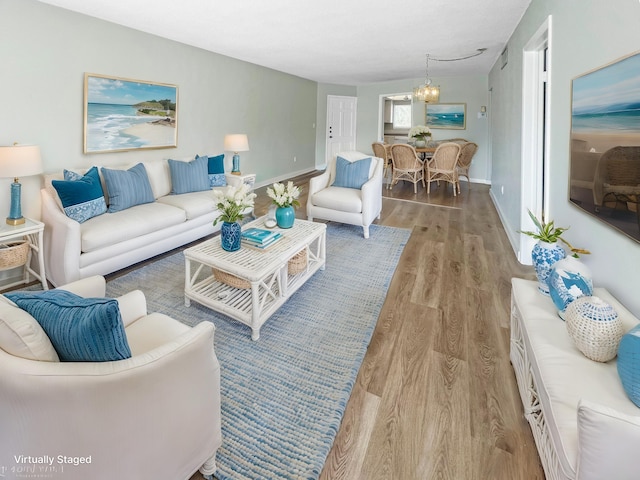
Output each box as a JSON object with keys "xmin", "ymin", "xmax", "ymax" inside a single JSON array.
[
  {"xmin": 220, "ymin": 221, "xmax": 241, "ymax": 251},
  {"xmin": 531, "ymin": 240, "xmax": 566, "ymax": 296},
  {"xmin": 548, "ymin": 256, "xmax": 593, "ymax": 319},
  {"xmin": 276, "ymin": 205, "xmax": 295, "ymax": 229}
]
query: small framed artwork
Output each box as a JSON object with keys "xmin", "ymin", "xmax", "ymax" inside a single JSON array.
[
  {"xmin": 426, "ymin": 103, "xmax": 466, "ymax": 130},
  {"xmin": 84, "ymin": 73, "xmax": 178, "ymax": 154}
]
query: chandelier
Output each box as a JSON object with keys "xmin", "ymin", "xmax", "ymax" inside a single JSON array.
[{"xmin": 413, "ymin": 54, "xmax": 440, "ymax": 103}]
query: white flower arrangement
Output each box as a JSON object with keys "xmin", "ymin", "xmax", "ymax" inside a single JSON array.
[
  {"xmin": 212, "ymin": 184, "xmax": 257, "ymax": 225},
  {"xmin": 266, "ymin": 181, "xmax": 301, "ymax": 208},
  {"xmin": 408, "ymin": 125, "xmax": 432, "ymax": 139}
]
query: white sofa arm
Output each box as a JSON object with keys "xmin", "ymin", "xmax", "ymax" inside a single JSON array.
[
  {"xmin": 308, "ymin": 170, "xmax": 331, "ymax": 198},
  {"xmin": 41, "ymin": 188, "xmax": 83, "ymax": 287},
  {"xmin": 576, "ymin": 399, "xmax": 640, "ymax": 480},
  {"xmin": 361, "ymin": 157, "xmax": 384, "ymax": 222}
]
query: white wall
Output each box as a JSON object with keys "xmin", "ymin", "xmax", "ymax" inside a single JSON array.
[
  {"xmin": 489, "ymin": 0, "xmax": 640, "ymax": 314},
  {"xmin": 0, "ymin": 0, "xmax": 318, "ymax": 220},
  {"xmin": 355, "ymin": 76, "xmax": 490, "ymax": 183}
]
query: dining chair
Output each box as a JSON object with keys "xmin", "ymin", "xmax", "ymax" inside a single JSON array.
[
  {"xmin": 389, "ymin": 144, "xmax": 425, "ymax": 193},
  {"xmin": 456, "ymin": 141, "xmax": 478, "ymax": 187},
  {"xmin": 372, "ymin": 141, "xmax": 393, "ymax": 189},
  {"xmin": 425, "ymin": 142, "xmax": 462, "ymax": 196}
]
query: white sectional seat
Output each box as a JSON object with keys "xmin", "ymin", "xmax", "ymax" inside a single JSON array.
[
  {"xmin": 510, "ymin": 278, "xmax": 640, "ymax": 480},
  {"xmin": 42, "ymin": 157, "xmax": 251, "ymax": 287}
]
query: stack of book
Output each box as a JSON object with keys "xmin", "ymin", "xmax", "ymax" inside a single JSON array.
[{"xmin": 241, "ymin": 228, "xmax": 282, "ymax": 249}]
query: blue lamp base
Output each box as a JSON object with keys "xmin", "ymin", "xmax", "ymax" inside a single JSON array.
[
  {"xmin": 6, "ymin": 180, "xmax": 25, "ymax": 225},
  {"xmin": 231, "ymin": 153, "xmax": 241, "ymax": 175}
]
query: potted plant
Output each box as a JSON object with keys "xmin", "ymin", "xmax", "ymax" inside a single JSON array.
[
  {"xmin": 213, "ymin": 184, "xmax": 256, "ymax": 251},
  {"xmin": 266, "ymin": 181, "xmax": 301, "ymax": 229},
  {"xmin": 408, "ymin": 125, "xmax": 432, "ymax": 147}
]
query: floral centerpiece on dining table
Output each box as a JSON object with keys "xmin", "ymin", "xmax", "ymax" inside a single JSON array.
[
  {"xmin": 213, "ymin": 184, "xmax": 257, "ymax": 251},
  {"xmin": 266, "ymin": 181, "xmax": 301, "ymax": 229},
  {"xmin": 408, "ymin": 125, "xmax": 432, "ymax": 147}
]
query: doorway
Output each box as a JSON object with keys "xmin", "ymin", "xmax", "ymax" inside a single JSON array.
[
  {"xmin": 519, "ymin": 16, "xmax": 552, "ymax": 264},
  {"xmin": 377, "ymin": 93, "xmax": 413, "ymax": 144},
  {"xmin": 326, "ymin": 95, "xmax": 357, "ymax": 163}
]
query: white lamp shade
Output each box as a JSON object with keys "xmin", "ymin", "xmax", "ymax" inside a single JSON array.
[
  {"xmin": 224, "ymin": 134, "xmax": 249, "ymax": 152},
  {"xmin": 0, "ymin": 145, "xmax": 43, "ymax": 178}
]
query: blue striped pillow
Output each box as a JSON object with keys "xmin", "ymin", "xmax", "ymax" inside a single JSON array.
[
  {"xmin": 52, "ymin": 166, "xmax": 107, "ymax": 223},
  {"xmin": 332, "ymin": 156, "xmax": 372, "ymax": 189},
  {"xmin": 168, "ymin": 156, "xmax": 210, "ymax": 194},
  {"xmin": 5, "ymin": 290, "xmax": 131, "ymax": 362},
  {"xmin": 101, "ymin": 163, "xmax": 155, "ymax": 212}
]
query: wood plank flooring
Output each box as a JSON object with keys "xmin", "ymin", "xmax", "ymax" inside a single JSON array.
[{"xmin": 188, "ymin": 175, "xmax": 543, "ymax": 479}]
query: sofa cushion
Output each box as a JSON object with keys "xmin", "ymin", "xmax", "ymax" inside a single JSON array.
[
  {"xmin": 102, "ymin": 163, "xmax": 155, "ymax": 212},
  {"xmin": 51, "ymin": 166, "xmax": 107, "ymax": 223},
  {"xmin": 168, "ymin": 156, "xmax": 210, "ymax": 194},
  {"xmin": 5, "ymin": 290, "xmax": 131, "ymax": 362},
  {"xmin": 312, "ymin": 186, "xmax": 363, "ymax": 213},
  {"xmin": 332, "ymin": 156, "xmax": 372, "ymax": 189},
  {"xmin": 156, "ymin": 190, "xmax": 216, "ymax": 220},
  {"xmin": 142, "ymin": 158, "xmax": 171, "ymax": 198},
  {"xmin": 79, "ymin": 202, "xmax": 187, "ymax": 253},
  {"xmin": 0, "ymin": 297, "xmax": 59, "ymax": 361}
]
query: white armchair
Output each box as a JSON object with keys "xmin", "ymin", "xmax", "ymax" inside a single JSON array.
[
  {"xmin": 0, "ymin": 276, "xmax": 221, "ymax": 480},
  {"xmin": 307, "ymin": 151, "xmax": 383, "ymax": 238}
]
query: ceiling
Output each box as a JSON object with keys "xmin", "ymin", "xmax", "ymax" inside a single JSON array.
[{"xmin": 38, "ymin": 0, "xmax": 531, "ymax": 85}]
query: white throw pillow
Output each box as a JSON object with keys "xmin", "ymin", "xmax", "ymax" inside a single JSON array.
[{"xmin": 0, "ymin": 297, "xmax": 59, "ymax": 362}]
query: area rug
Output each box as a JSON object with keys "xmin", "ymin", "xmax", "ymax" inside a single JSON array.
[{"xmin": 106, "ymin": 222, "xmax": 410, "ymax": 480}]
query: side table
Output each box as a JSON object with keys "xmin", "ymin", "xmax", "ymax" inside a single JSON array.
[
  {"xmin": 0, "ymin": 218, "xmax": 48, "ymax": 290},
  {"xmin": 226, "ymin": 173, "xmax": 256, "ymax": 191}
]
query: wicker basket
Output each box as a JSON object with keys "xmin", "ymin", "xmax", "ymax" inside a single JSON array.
[
  {"xmin": 212, "ymin": 268, "xmax": 250, "ymax": 289},
  {"xmin": 565, "ymin": 296, "xmax": 624, "ymax": 362},
  {"xmin": 288, "ymin": 249, "xmax": 308, "ymax": 275},
  {"xmin": 0, "ymin": 240, "xmax": 30, "ymax": 271}
]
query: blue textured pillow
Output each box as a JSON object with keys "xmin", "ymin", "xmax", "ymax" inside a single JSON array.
[
  {"xmin": 52, "ymin": 166, "xmax": 107, "ymax": 223},
  {"xmin": 332, "ymin": 156, "xmax": 372, "ymax": 189},
  {"xmin": 5, "ymin": 290, "xmax": 131, "ymax": 362},
  {"xmin": 617, "ymin": 324, "xmax": 640, "ymax": 407},
  {"xmin": 208, "ymin": 173, "xmax": 227, "ymax": 187},
  {"xmin": 101, "ymin": 163, "xmax": 154, "ymax": 212},
  {"xmin": 168, "ymin": 156, "xmax": 210, "ymax": 194}
]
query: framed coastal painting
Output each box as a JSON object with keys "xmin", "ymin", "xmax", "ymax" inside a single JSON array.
[
  {"xmin": 83, "ymin": 73, "xmax": 178, "ymax": 154},
  {"xmin": 569, "ymin": 51, "xmax": 640, "ymax": 243},
  {"xmin": 426, "ymin": 103, "xmax": 466, "ymax": 130}
]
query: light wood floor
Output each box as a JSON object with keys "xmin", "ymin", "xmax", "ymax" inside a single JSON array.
[{"xmin": 190, "ymin": 175, "xmax": 543, "ymax": 480}]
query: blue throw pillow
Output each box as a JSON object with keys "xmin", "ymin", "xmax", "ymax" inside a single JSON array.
[
  {"xmin": 52, "ymin": 166, "xmax": 107, "ymax": 223},
  {"xmin": 168, "ymin": 156, "xmax": 210, "ymax": 194},
  {"xmin": 201, "ymin": 154, "xmax": 225, "ymax": 174},
  {"xmin": 5, "ymin": 290, "xmax": 131, "ymax": 362},
  {"xmin": 617, "ymin": 324, "xmax": 640, "ymax": 407},
  {"xmin": 208, "ymin": 173, "xmax": 227, "ymax": 187},
  {"xmin": 332, "ymin": 156, "xmax": 372, "ymax": 189},
  {"xmin": 101, "ymin": 163, "xmax": 155, "ymax": 212}
]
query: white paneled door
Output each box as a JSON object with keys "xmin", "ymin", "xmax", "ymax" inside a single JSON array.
[{"xmin": 326, "ymin": 95, "xmax": 357, "ymax": 163}]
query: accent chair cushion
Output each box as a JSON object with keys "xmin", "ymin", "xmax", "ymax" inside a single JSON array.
[
  {"xmin": 168, "ymin": 156, "xmax": 210, "ymax": 194},
  {"xmin": 51, "ymin": 166, "xmax": 107, "ymax": 223},
  {"xmin": 5, "ymin": 290, "xmax": 132, "ymax": 362},
  {"xmin": 332, "ymin": 156, "xmax": 372, "ymax": 189},
  {"xmin": 617, "ymin": 324, "xmax": 640, "ymax": 407},
  {"xmin": 101, "ymin": 163, "xmax": 155, "ymax": 212},
  {"xmin": 0, "ymin": 297, "xmax": 59, "ymax": 361}
]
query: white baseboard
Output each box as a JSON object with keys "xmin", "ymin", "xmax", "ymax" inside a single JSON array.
[
  {"xmin": 489, "ymin": 188, "xmax": 522, "ymax": 263},
  {"xmin": 254, "ymin": 166, "xmax": 319, "ymax": 189}
]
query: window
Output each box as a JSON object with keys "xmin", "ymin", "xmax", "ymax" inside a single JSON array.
[{"xmin": 392, "ymin": 104, "xmax": 411, "ymax": 129}]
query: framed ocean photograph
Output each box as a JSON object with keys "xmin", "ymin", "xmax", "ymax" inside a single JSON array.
[
  {"xmin": 84, "ymin": 73, "xmax": 178, "ymax": 154},
  {"xmin": 569, "ymin": 51, "xmax": 640, "ymax": 243},
  {"xmin": 426, "ymin": 103, "xmax": 466, "ymax": 130}
]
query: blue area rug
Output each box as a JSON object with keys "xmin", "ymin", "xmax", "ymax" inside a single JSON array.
[{"xmin": 106, "ymin": 222, "xmax": 410, "ymax": 480}]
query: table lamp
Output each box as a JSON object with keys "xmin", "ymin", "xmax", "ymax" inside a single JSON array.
[
  {"xmin": 0, "ymin": 144, "xmax": 43, "ymax": 225},
  {"xmin": 224, "ymin": 134, "xmax": 249, "ymax": 175}
]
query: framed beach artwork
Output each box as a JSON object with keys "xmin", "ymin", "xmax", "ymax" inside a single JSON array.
[
  {"xmin": 426, "ymin": 103, "xmax": 466, "ymax": 130},
  {"xmin": 569, "ymin": 51, "xmax": 640, "ymax": 243},
  {"xmin": 84, "ymin": 73, "xmax": 178, "ymax": 154}
]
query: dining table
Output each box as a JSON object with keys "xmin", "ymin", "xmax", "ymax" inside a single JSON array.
[{"xmin": 415, "ymin": 146, "xmax": 436, "ymax": 161}]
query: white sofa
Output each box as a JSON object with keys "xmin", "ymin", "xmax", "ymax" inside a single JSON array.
[
  {"xmin": 0, "ymin": 275, "xmax": 222, "ymax": 480},
  {"xmin": 42, "ymin": 157, "xmax": 251, "ymax": 286},
  {"xmin": 510, "ymin": 278, "xmax": 640, "ymax": 480},
  {"xmin": 307, "ymin": 151, "xmax": 383, "ymax": 238}
]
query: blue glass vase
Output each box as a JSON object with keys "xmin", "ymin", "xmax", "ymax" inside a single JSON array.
[
  {"xmin": 276, "ymin": 206, "xmax": 295, "ymax": 229},
  {"xmin": 220, "ymin": 221, "xmax": 241, "ymax": 251},
  {"xmin": 531, "ymin": 240, "xmax": 566, "ymax": 296}
]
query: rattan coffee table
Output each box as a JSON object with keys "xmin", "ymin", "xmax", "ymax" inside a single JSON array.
[{"xmin": 183, "ymin": 217, "xmax": 326, "ymax": 340}]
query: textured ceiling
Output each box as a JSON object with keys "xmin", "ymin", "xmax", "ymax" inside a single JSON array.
[{"xmin": 37, "ymin": 0, "xmax": 531, "ymax": 85}]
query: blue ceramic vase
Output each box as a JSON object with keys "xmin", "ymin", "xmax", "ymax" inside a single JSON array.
[
  {"xmin": 220, "ymin": 221, "xmax": 241, "ymax": 251},
  {"xmin": 276, "ymin": 206, "xmax": 295, "ymax": 229},
  {"xmin": 547, "ymin": 256, "xmax": 593, "ymax": 319},
  {"xmin": 531, "ymin": 240, "xmax": 566, "ymax": 295}
]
